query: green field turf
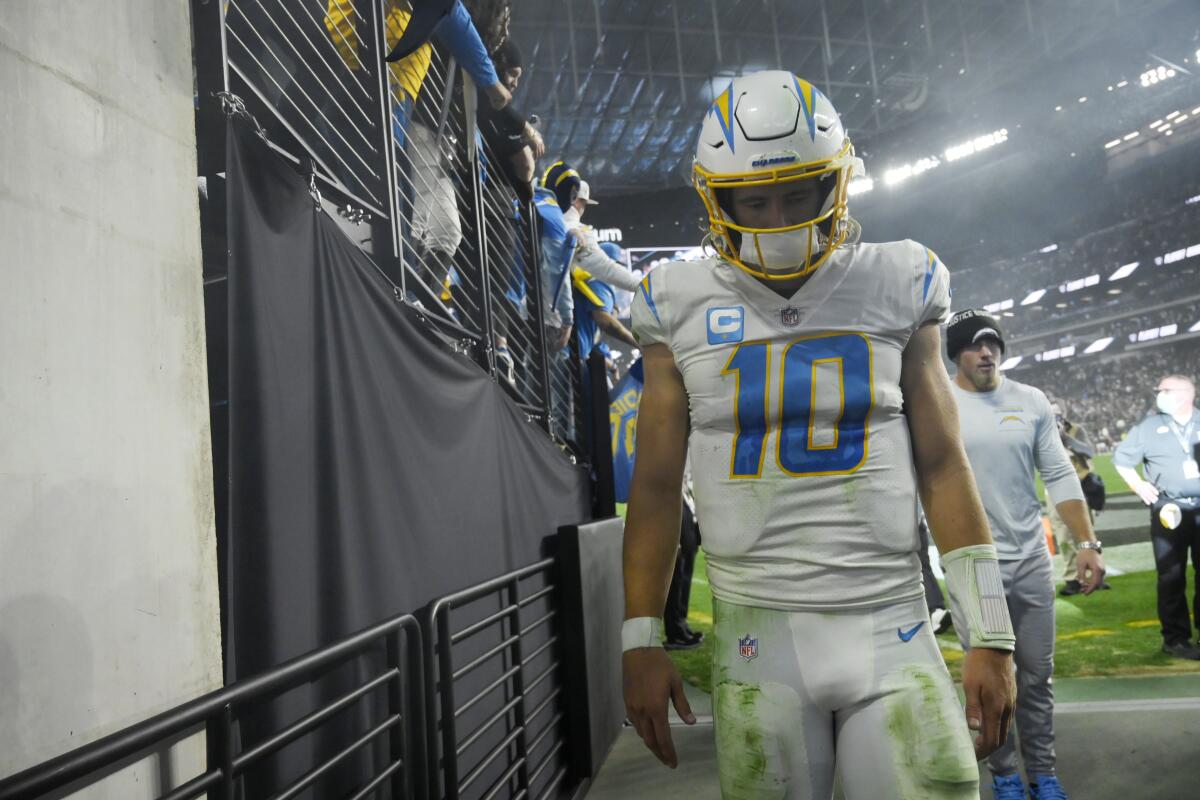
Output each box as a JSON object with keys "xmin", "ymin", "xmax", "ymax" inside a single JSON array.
[{"xmin": 669, "ymin": 550, "xmax": 1200, "ymax": 694}]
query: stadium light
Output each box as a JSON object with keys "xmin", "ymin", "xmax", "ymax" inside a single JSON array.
[
  {"xmin": 1020, "ymin": 289, "xmax": 1047, "ymax": 305},
  {"xmin": 1123, "ymin": 131, "xmax": 1139, "ymax": 141},
  {"xmin": 1141, "ymin": 65, "xmax": 1175, "ymax": 86},
  {"xmin": 1083, "ymin": 337, "xmax": 1114, "ymax": 354},
  {"xmin": 1190, "ymin": 320, "xmax": 1200, "ymax": 333},
  {"xmin": 1108, "ymin": 261, "xmax": 1139, "ymax": 281},
  {"xmin": 1117, "ymin": 80, "xmax": 1129, "ymax": 88},
  {"xmin": 1039, "ymin": 243, "xmax": 1058, "ymax": 253},
  {"xmin": 984, "ymin": 299, "xmax": 1014, "ymax": 313},
  {"xmin": 1166, "ymin": 110, "xmax": 1181, "ymax": 120},
  {"xmin": 1150, "ymin": 119, "xmax": 1164, "ymax": 128},
  {"xmin": 1104, "ymin": 139, "xmax": 1121, "ymax": 149},
  {"xmin": 1059, "ymin": 274, "xmax": 1099, "ymax": 293},
  {"xmin": 999, "ymin": 356, "xmax": 1023, "ymax": 370},
  {"xmin": 884, "ymin": 157, "xmax": 940, "ymax": 186},
  {"xmin": 944, "ymin": 129, "xmax": 1009, "ymax": 162},
  {"xmin": 1039, "ymin": 345, "xmax": 1076, "ymax": 362},
  {"xmin": 848, "ymin": 177, "xmax": 874, "ymax": 196}
]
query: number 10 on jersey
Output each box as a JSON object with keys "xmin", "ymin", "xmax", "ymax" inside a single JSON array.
[{"xmin": 722, "ymin": 332, "xmax": 874, "ymax": 478}]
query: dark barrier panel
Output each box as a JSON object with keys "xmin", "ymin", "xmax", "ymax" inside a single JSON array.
[
  {"xmin": 427, "ymin": 560, "xmax": 578, "ymax": 800},
  {"xmin": 557, "ymin": 518, "xmax": 626, "ymax": 780},
  {"xmin": 225, "ymin": 108, "xmax": 589, "ymax": 794},
  {"xmin": 0, "ymin": 614, "xmax": 423, "ymax": 800}
]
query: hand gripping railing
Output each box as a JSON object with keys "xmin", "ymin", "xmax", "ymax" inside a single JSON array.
[{"xmin": 0, "ymin": 613, "xmax": 424, "ymax": 800}]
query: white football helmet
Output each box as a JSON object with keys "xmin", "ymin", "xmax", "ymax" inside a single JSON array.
[{"xmin": 692, "ymin": 70, "xmax": 864, "ymax": 280}]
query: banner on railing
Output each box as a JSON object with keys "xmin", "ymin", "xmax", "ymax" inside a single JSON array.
[{"xmin": 608, "ymin": 359, "xmax": 644, "ymax": 504}]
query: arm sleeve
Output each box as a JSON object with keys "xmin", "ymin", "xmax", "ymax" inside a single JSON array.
[
  {"xmin": 573, "ymin": 229, "xmax": 641, "ymax": 292},
  {"xmin": 433, "ymin": 1, "xmax": 499, "ymax": 88},
  {"xmin": 917, "ymin": 244, "xmax": 952, "ymax": 328},
  {"xmin": 1034, "ymin": 392, "xmax": 1086, "ymax": 506},
  {"xmin": 629, "ymin": 269, "xmax": 668, "ymax": 348},
  {"xmin": 1112, "ymin": 421, "xmax": 1146, "ymax": 468}
]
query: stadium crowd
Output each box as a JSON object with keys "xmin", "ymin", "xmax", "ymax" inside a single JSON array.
[{"xmin": 1012, "ymin": 339, "xmax": 1198, "ymax": 450}]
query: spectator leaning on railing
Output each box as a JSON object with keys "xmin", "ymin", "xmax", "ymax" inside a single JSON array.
[
  {"xmin": 326, "ymin": 0, "xmax": 510, "ymax": 300},
  {"xmin": 531, "ymin": 182, "xmax": 574, "ymax": 351},
  {"xmin": 476, "ymin": 39, "xmax": 543, "ymax": 203},
  {"xmin": 540, "ymin": 163, "xmax": 642, "ymax": 294}
]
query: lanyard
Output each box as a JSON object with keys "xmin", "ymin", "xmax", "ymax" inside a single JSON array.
[{"xmin": 1166, "ymin": 415, "xmax": 1197, "ymax": 458}]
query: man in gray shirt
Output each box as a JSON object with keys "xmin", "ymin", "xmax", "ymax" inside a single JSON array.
[
  {"xmin": 1113, "ymin": 374, "xmax": 1200, "ymax": 660},
  {"xmin": 946, "ymin": 310, "xmax": 1105, "ymax": 800}
]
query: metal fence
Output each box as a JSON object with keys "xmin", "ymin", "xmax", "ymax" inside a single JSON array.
[
  {"xmin": 427, "ymin": 560, "xmax": 572, "ymax": 800},
  {"xmin": 205, "ymin": 0, "xmax": 583, "ymax": 454},
  {"xmin": 0, "ymin": 613, "xmax": 425, "ymax": 800}
]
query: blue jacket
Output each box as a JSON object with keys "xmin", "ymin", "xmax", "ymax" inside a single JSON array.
[{"xmin": 533, "ymin": 188, "xmax": 575, "ymax": 326}]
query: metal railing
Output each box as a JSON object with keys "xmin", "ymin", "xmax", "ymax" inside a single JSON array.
[
  {"xmin": 0, "ymin": 613, "xmax": 424, "ymax": 800},
  {"xmin": 203, "ymin": 0, "xmax": 584, "ymax": 456},
  {"xmin": 427, "ymin": 560, "xmax": 572, "ymax": 800}
]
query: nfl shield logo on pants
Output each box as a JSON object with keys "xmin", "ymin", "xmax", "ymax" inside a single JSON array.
[
  {"xmin": 737, "ymin": 634, "xmax": 758, "ymax": 662},
  {"xmin": 780, "ymin": 306, "xmax": 800, "ymax": 327}
]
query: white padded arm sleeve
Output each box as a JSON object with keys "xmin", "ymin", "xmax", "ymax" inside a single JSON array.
[{"xmin": 942, "ymin": 544, "xmax": 1016, "ymax": 652}]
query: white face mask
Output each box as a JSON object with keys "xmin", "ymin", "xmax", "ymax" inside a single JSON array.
[
  {"xmin": 738, "ymin": 227, "xmax": 821, "ymax": 275},
  {"xmin": 1157, "ymin": 391, "xmax": 1178, "ymax": 415},
  {"xmin": 562, "ymin": 207, "xmax": 581, "ymax": 226}
]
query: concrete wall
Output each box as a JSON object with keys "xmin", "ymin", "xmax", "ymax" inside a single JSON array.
[{"xmin": 0, "ymin": 1, "xmax": 223, "ymax": 793}]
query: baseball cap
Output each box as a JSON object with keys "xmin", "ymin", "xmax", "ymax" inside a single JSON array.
[
  {"xmin": 946, "ymin": 309, "xmax": 1006, "ymax": 361},
  {"xmin": 577, "ymin": 180, "xmax": 599, "ymax": 205}
]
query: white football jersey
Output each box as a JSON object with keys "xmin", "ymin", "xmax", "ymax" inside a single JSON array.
[{"xmin": 630, "ymin": 240, "xmax": 951, "ymax": 610}]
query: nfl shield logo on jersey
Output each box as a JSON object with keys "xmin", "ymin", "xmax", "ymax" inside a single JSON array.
[
  {"xmin": 780, "ymin": 306, "xmax": 801, "ymax": 327},
  {"xmin": 737, "ymin": 634, "xmax": 758, "ymax": 662}
]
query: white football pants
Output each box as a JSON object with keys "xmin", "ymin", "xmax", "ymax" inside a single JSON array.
[{"xmin": 711, "ymin": 596, "xmax": 979, "ymax": 800}]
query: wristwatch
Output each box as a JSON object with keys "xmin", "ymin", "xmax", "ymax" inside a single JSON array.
[{"xmin": 1078, "ymin": 540, "xmax": 1103, "ymax": 554}]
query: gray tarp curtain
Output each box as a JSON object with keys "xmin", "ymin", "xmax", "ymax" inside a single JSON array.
[{"xmin": 225, "ymin": 115, "xmax": 589, "ymax": 795}]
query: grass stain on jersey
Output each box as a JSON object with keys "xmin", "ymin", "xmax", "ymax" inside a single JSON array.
[
  {"xmin": 882, "ymin": 665, "xmax": 979, "ymax": 799},
  {"xmin": 714, "ymin": 681, "xmax": 787, "ymax": 799}
]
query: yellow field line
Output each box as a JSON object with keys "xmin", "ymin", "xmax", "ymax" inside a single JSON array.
[
  {"xmin": 1057, "ymin": 628, "xmax": 1115, "ymax": 641},
  {"xmin": 1125, "ymin": 620, "xmax": 1159, "ymax": 628}
]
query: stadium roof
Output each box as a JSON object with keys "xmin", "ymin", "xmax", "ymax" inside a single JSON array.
[{"xmin": 512, "ymin": 0, "xmax": 1194, "ymax": 193}]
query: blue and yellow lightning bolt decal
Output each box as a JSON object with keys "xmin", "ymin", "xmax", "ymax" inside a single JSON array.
[
  {"xmin": 922, "ymin": 248, "xmax": 940, "ymax": 302},
  {"xmin": 792, "ymin": 76, "xmax": 820, "ymax": 142},
  {"xmin": 639, "ymin": 274, "xmax": 661, "ymax": 324},
  {"xmin": 710, "ymin": 85, "xmax": 737, "ymax": 153}
]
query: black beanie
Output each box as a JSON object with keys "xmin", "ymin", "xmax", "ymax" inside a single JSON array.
[{"xmin": 946, "ymin": 309, "xmax": 1006, "ymax": 361}]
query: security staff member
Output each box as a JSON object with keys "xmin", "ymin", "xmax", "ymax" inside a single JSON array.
[
  {"xmin": 1114, "ymin": 374, "xmax": 1200, "ymax": 660},
  {"xmin": 946, "ymin": 310, "xmax": 1104, "ymax": 800}
]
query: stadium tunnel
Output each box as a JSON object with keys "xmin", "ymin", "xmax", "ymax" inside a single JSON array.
[{"xmin": 2, "ymin": 1, "xmax": 1199, "ymax": 799}]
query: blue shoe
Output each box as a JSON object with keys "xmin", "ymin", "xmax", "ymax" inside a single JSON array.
[
  {"xmin": 1029, "ymin": 773, "xmax": 1069, "ymax": 800},
  {"xmin": 991, "ymin": 773, "xmax": 1025, "ymax": 800}
]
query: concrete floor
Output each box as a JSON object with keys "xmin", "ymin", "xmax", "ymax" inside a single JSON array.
[{"xmin": 587, "ymin": 676, "xmax": 1200, "ymax": 799}]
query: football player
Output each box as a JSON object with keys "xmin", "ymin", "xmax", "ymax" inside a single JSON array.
[{"xmin": 621, "ymin": 70, "xmax": 1016, "ymax": 799}]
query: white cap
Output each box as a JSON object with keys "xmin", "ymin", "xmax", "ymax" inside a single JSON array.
[{"xmin": 577, "ymin": 180, "xmax": 599, "ymax": 205}]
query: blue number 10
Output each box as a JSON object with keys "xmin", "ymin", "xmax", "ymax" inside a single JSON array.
[{"xmin": 722, "ymin": 333, "xmax": 874, "ymax": 478}]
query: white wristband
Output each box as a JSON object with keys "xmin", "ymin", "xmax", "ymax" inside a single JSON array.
[
  {"xmin": 621, "ymin": 617, "xmax": 664, "ymax": 652},
  {"xmin": 942, "ymin": 544, "xmax": 1016, "ymax": 652}
]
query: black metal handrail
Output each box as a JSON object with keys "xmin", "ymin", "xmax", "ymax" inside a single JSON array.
[
  {"xmin": 427, "ymin": 560, "xmax": 573, "ymax": 800},
  {"xmin": 0, "ymin": 613, "xmax": 423, "ymax": 800}
]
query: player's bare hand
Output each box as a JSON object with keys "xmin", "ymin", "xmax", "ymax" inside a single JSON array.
[
  {"xmin": 962, "ymin": 647, "xmax": 1015, "ymax": 760},
  {"xmin": 1134, "ymin": 481, "xmax": 1160, "ymax": 506},
  {"xmin": 623, "ymin": 647, "xmax": 696, "ymax": 768},
  {"xmin": 1075, "ymin": 549, "xmax": 1106, "ymax": 594}
]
